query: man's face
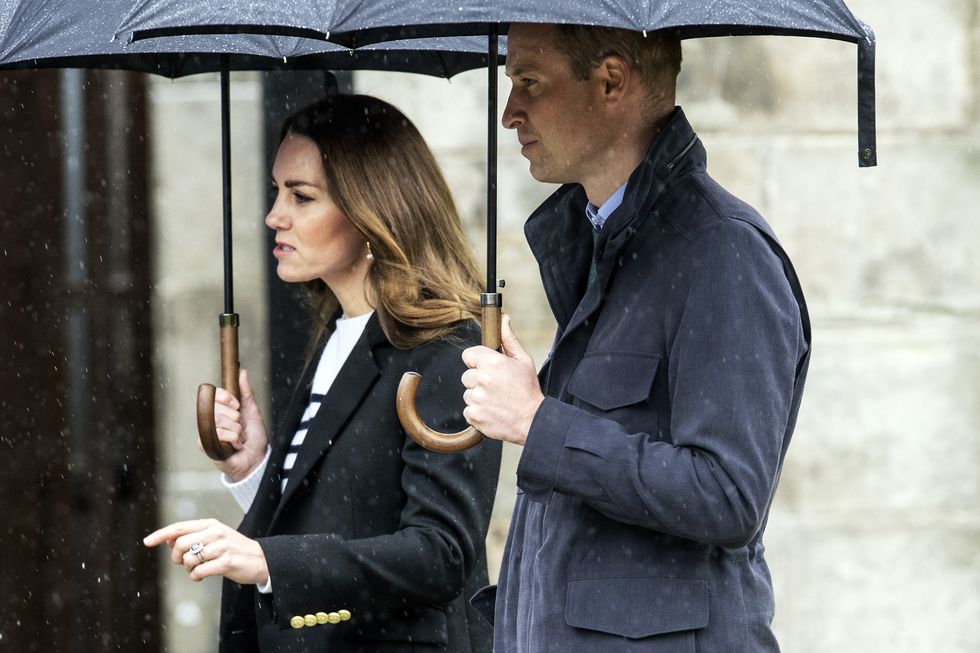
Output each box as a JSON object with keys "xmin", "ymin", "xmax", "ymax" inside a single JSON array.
[{"xmin": 502, "ymin": 24, "xmax": 604, "ymax": 186}]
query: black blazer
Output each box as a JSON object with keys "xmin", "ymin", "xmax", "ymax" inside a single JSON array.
[{"xmin": 219, "ymin": 315, "xmax": 501, "ymax": 653}]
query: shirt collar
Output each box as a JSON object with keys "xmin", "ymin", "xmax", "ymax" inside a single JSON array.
[{"xmin": 585, "ymin": 181, "xmax": 628, "ymax": 231}]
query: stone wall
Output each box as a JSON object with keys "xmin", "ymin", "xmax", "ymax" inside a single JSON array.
[{"xmin": 149, "ymin": 2, "xmax": 979, "ymax": 650}]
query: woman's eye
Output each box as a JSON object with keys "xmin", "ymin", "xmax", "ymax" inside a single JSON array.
[{"xmin": 294, "ymin": 192, "xmax": 312, "ymax": 204}]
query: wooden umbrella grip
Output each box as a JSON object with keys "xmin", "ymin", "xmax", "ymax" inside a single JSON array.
[
  {"xmin": 397, "ymin": 296, "xmax": 502, "ymax": 453},
  {"xmin": 197, "ymin": 314, "xmax": 240, "ymax": 461}
]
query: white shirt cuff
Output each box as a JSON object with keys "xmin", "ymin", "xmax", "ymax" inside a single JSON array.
[
  {"xmin": 221, "ymin": 446, "xmax": 271, "ymax": 513},
  {"xmin": 256, "ymin": 574, "xmax": 273, "ymax": 594}
]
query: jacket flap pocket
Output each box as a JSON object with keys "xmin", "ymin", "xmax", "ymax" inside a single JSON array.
[
  {"xmin": 565, "ymin": 577, "xmax": 708, "ymax": 639},
  {"xmin": 567, "ymin": 351, "xmax": 659, "ymax": 410}
]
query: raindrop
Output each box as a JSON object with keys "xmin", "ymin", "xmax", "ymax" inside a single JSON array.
[{"xmin": 175, "ymin": 600, "xmax": 202, "ymax": 626}]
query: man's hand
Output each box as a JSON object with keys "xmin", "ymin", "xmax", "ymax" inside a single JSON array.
[{"xmin": 461, "ymin": 314, "xmax": 544, "ymax": 446}]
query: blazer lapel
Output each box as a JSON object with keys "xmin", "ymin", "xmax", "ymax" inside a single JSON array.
[
  {"xmin": 238, "ymin": 342, "xmax": 323, "ymax": 538},
  {"xmin": 269, "ymin": 315, "xmax": 386, "ymax": 525}
]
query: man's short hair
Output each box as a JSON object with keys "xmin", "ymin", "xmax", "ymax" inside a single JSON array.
[{"xmin": 552, "ymin": 25, "xmax": 682, "ymax": 117}]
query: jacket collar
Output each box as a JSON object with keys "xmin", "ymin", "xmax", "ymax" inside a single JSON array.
[
  {"xmin": 245, "ymin": 312, "xmax": 388, "ymax": 534},
  {"xmin": 525, "ymin": 107, "xmax": 703, "ymax": 331}
]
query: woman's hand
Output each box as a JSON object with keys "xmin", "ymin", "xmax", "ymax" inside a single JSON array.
[
  {"xmin": 143, "ymin": 518, "xmax": 270, "ymax": 586},
  {"xmin": 203, "ymin": 368, "xmax": 269, "ymax": 481}
]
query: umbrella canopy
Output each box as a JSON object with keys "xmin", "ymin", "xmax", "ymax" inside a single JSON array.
[
  {"xmin": 113, "ymin": 0, "xmax": 878, "ymax": 451},
  {"xmin": 0, "ymin": 0, "xmax": 505, "ymax": 459},
  {"xmin": 116, "ymin": 0, "xmax": 876, "ymax": 166},
  {"xmin": 0, "ymin": 0, "xmax": 495, "ymax": 77}
]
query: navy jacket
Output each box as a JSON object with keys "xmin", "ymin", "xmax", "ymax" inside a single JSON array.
[
  {"xmin": 220, "ymin": 315, "xmax": 501, "ymax": 653},
  {"xmin": 477, "ymin": 108, "xmax": 810, "ymax": 652}
]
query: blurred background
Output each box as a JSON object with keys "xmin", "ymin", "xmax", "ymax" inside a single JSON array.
[{"xmin": 1, "ymin": 0, "xmax": 977, "ymax": 651}]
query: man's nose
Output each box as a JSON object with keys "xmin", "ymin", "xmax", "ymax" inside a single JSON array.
[{"xmin": 501, "ymin": 91, "xmax": 524, "ymax": 130}]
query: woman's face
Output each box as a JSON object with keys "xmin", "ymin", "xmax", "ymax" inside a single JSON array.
[{"xmin": 266, "ymin": 133, "xmax": 368, "ymax": 288}]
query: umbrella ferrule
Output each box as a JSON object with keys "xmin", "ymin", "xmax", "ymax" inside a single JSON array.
[
  {"xmin": 480, "ymin": 292, "xmax": 502, "ymax": 308},
  {"xmin": 219, "ymin": 313, "xmax": 240, "ymax": 327}
]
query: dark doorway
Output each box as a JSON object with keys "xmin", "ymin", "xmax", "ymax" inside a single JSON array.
[{"xmin": 0, "ymin": 69, "xmax": 160, "ymax": 652}]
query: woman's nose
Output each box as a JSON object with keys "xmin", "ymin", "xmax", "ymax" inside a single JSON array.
[{"xmin": 265, "ymin": 199, "xmax": 288, "ymax": 230}]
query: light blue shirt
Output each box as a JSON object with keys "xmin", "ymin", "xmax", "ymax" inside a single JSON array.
[{"xmin": 585, "ymin": 182, "xmax": 628, "ymax": 231}]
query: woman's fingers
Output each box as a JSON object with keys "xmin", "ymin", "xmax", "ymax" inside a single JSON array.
[
  {"xmin": 213, "ymin": 386, "xmax": 241, "ymax": 410},
  {"xmin": 144, "ymin": 519, "xmax": 211, "ymax": 548},
  {"xmin": 145, "ymin": 518, "xmax": 269, "ymax": 585}
]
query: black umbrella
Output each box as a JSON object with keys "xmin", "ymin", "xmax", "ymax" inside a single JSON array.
[
  {"xmin": 117, "ymin": 0, "xmax": 876, "ymax": 167},
  {"xmin": 0, "ymin": 0, "xmax": 503, "ymax": 459},
  {"xmin": 119, "ymin": 0, "xmax": 878, "ymax": 452}
]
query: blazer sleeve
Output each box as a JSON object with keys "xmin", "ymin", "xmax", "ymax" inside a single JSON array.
[
  {"xmin": 258, "ymin": 326, "xmax": 501, "ymax": 623},
  {"xmin": 517, "ymin": 220, "xmax": 805, "ymax": 548}
]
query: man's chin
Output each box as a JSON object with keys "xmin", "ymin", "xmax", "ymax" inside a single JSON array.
[{"xmin": 527, "ymin": 161, "xmax": 558, "ymax": 184}]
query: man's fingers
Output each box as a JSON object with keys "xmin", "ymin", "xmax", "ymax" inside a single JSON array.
[
  {"xmin": 500, "ymin": 314, "xmax": 534, "ymax": 366},
  {"xmin": 461, "ymin": 344, "xmax": 498, "ymax": 369}
]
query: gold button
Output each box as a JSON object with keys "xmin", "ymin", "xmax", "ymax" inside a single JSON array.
[
  {"xmin": 338, "ymin": 609, "xmax": 351, "ymax": 621},
  {"xmin": 290, "ymin": 616, "xmax": 305, "ymax": 629},
  {"xmin": 303, "ymin": 614, "xmax": 317, "ymax": 627},
  {"xmin": 327, "ymin": 612, "xmax": 341, "ymax": 624},
  {"xmin": 315, "ymin": 612, "xmax": 329, "ymax": 625}
]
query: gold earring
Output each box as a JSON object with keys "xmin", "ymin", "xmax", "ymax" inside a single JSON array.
[{"xmin": 366, "ymin": 241, "xmax": 374, "ymax": 261}]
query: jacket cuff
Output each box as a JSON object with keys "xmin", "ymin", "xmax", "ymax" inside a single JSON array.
[{"xmin": 516, "ymin": 397, "xmax": 575, "ymax": 503}]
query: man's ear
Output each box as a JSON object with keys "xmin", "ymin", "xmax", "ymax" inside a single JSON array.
[{"xmin": 597, "ymin": 55, "xmax": 630, "ymax": 103}]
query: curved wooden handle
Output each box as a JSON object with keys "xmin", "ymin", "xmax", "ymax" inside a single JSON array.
[
  {"xmin": 197, "ymin": 383, "xmax": 235, "ymax": 460},
  {"xmin": 196, "ymin": 315, "xmax": 240, "ymax": 461},
  {"xmin": 397, "ymin": 373, "xmax": 486, "ymax": 453},
  {"xmin": 397, "ymin": 297, "xmax": 502, "ymax": 453}
]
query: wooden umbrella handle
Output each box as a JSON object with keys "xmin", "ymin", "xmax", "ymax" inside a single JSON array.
[
  {"xmin": 397, "ymin": 295, "xmax": 501, "ymax": 453},
  {"xmin": 197, "ymin": 314, "xmax": 240, "ymax": 461}
]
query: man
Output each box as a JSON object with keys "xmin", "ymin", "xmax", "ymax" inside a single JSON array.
[{"xmin": 461, "ymin": 23, "xmax": 811, "ymax": 652}]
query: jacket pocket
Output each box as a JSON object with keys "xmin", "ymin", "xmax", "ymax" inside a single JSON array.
[
  {"xmin": 567, "ymin": 351, "xmax": 660, "ymax": 411},
  {"xmin": 565, "ymin": 576, "xmax": 708, "ymax": 639}
]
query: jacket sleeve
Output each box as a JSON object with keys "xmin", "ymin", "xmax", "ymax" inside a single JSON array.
[
  {"xmin": 517, "ymin": 220, "xmax": 805, "ymax": 548},
  {"xmin": 258, "ymin": 327, "xmax": 501, "ymax": 623}
]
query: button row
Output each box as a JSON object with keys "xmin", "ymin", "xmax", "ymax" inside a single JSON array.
[{"xmin": 290, "ymin": 609, "xmax": 351, "ymax": 629}]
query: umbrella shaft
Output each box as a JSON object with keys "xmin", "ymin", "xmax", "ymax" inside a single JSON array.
[
  {"xmin": 221, "ymin": 65, "xmax": 234, "ymax": 314},
  {"xmin": 486, "ymin": 29, "xmax": 498, "ymax": 294}
]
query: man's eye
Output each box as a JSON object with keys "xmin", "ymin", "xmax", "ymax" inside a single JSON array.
[{"xmin": 522, "ymin": 78, "xmax": 536, "ymax": 87}]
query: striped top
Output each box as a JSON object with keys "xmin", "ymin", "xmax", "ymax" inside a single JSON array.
[
  {"xmin": 279, "ymin": 311, "xmax": 373, "ymax": 494},
  {"xmin": 221, "ymin": 311, "xmax": 373, "ymax": 514}
]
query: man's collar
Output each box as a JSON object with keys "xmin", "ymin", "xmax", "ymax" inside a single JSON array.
[{"xmin": 585, "ymin": 182, "xmax": 628, "ymax": 231}]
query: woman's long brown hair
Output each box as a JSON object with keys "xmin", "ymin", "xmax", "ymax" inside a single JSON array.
[{"xmin": 279, "ymin": 94, "xmax": 483, "ymax": 351}]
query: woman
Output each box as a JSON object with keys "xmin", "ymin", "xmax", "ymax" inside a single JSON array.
[{"xmin": 144, "ymin": 94, "xmax": 501, "ymax": 653}]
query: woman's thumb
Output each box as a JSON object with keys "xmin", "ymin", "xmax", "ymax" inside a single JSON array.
[{"xmin": 238, "ymin": 368, "xmax": 254, "ymax": 401}]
